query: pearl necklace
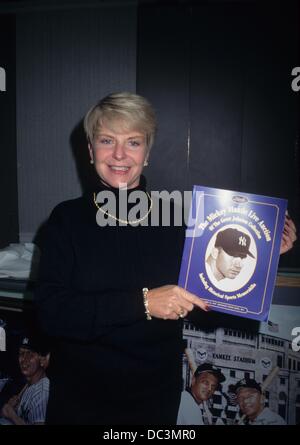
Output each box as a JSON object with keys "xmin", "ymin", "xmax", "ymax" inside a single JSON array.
[{"xmin": 93, "ymin": 191, "xmax": 153, "ymax": 225}]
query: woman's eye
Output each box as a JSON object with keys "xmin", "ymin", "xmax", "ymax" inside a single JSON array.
[
  {"xmin": 128, "ymin": 140, "xmax": 140, "ymax": 147},
  {"xmin": 100, "ymin": 138, "xmax": 113, "ymax": 145}
]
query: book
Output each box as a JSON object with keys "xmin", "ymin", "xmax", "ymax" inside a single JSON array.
[{"xmin": 178, "ymin": 185, "xmax": 287, "ymax": 321}]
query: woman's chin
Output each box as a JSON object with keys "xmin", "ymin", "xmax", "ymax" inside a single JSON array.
[{"xmin": 100, "ymin": 173, "xmax": 140, "ymax": 190}]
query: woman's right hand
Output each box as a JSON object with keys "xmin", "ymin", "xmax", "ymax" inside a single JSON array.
[{"xmin": 146, "ymin": 285, "xmax": 210, "ymax": 320}]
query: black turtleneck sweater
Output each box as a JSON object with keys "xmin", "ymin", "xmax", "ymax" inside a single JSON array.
[{"xmin": 35, "ymin": 177, "xmax": 186, "ymax": 425}]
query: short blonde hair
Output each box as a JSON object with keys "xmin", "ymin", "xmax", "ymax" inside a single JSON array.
[{"xmin": 83, "ymin": 92, "xmax": 157, "ymax": 151}]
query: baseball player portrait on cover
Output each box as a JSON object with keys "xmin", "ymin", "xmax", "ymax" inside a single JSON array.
[{"xmin": 205, "ymin": 226, "xmax": 257, "ymax": 292}]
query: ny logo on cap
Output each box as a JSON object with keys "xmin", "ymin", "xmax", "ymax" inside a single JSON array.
[
  {"xmin": 238, "ymin": 236, "xmax": 247, "ymax": 247},
  {"xmin": 22, "ymin": 337, "xmax": 29, "ymax": 345}
]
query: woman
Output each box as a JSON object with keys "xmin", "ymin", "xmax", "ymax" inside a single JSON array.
[
  {"xmin": 36, "ymin": 92, "xmax": 297, "ymax": 425},
  {"xmin": 35, "ymin": 92, "xmax": 209, "ymax": 424}
]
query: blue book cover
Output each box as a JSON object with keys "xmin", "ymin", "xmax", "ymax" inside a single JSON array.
[{"xmin": 179, "ymin": 186, "xmax": 287, "ymax": 321}]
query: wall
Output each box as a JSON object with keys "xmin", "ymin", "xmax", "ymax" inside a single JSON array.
[
  {"xmin": 16, "ymin": 4, "xmax": 137, "ymax": 242},
  {"xmin": 137, "ymin": 1, "xmax": 299, "ymax": 268}
]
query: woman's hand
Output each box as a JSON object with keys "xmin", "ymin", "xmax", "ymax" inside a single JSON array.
[
  {"xmin": 280, "ymin": 214, "xmax": 297, "ymax": 255},
  {"xmin": 146, "ymin": 285, "xmax": 210, "ymax": 320}
]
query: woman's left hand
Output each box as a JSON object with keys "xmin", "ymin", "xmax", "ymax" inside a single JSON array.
[
  {"xmin": 146, "ymin": 285, "xmax": 209, "ymax": 320},
  {"xmin": 280, "ymin": 215, "xmax": 297, "ymax": 255}
]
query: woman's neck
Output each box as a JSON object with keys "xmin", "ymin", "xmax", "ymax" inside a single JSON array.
[{"xmin": 95, "ymin": 175, "xmax": 147, "ymax": 194}]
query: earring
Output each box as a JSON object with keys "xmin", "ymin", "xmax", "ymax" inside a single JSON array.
[
  {"xmin": 144, "ymin": 160, "xmax": 149, "ymax": 167},
  {"xmin": 90, "ymin": 159, "xmax": 94, "ymax": 164}
]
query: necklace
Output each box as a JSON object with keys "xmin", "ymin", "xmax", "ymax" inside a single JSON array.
[{"xmin": 93, "ymin": 191, "xmax": 153, "ymax": 225}]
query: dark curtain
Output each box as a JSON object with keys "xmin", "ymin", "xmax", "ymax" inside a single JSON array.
[{"xmin": 137, "ymin": 0, "xmax": 299, "ymax": 268}]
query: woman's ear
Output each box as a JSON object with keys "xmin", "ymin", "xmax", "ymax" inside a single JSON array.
[
  {"xmin": 88, "ymin": 143, "xmax": 94, "ymax": 164},
  {"xmin": 144, "ymin": 152, "xmax": 149, "ymax": 167}
]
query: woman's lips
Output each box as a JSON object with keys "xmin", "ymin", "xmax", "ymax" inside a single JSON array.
[{"xmin": 109, "ymin": 166, "xmax": 130, "ymax": 175}]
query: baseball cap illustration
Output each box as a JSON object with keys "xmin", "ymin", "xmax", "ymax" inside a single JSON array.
[
  {"xmin": 194, "ymin": 363, "xmax": 226, "ymax": 383},
  {"xmin": 215, "ymin": 228, "xmax": 255, "ymax": 259},
  {"xmin": 233, "ymin": 377, "xmax": 262, "ymax": 394}
]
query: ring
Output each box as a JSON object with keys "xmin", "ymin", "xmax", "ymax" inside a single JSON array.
[{"xmin": 179, "ymin": 309, "xmax": 185, "ymax": 318}]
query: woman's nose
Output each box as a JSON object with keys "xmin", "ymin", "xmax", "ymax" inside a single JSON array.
[{"xmin": 112, "ymin": 142, "xmax": 126, "ymax": 160}]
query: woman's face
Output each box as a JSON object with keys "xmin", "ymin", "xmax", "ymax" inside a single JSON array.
[{"xmin": 89, "ymin": 122, "xmax": 149, "ymax": 190}]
